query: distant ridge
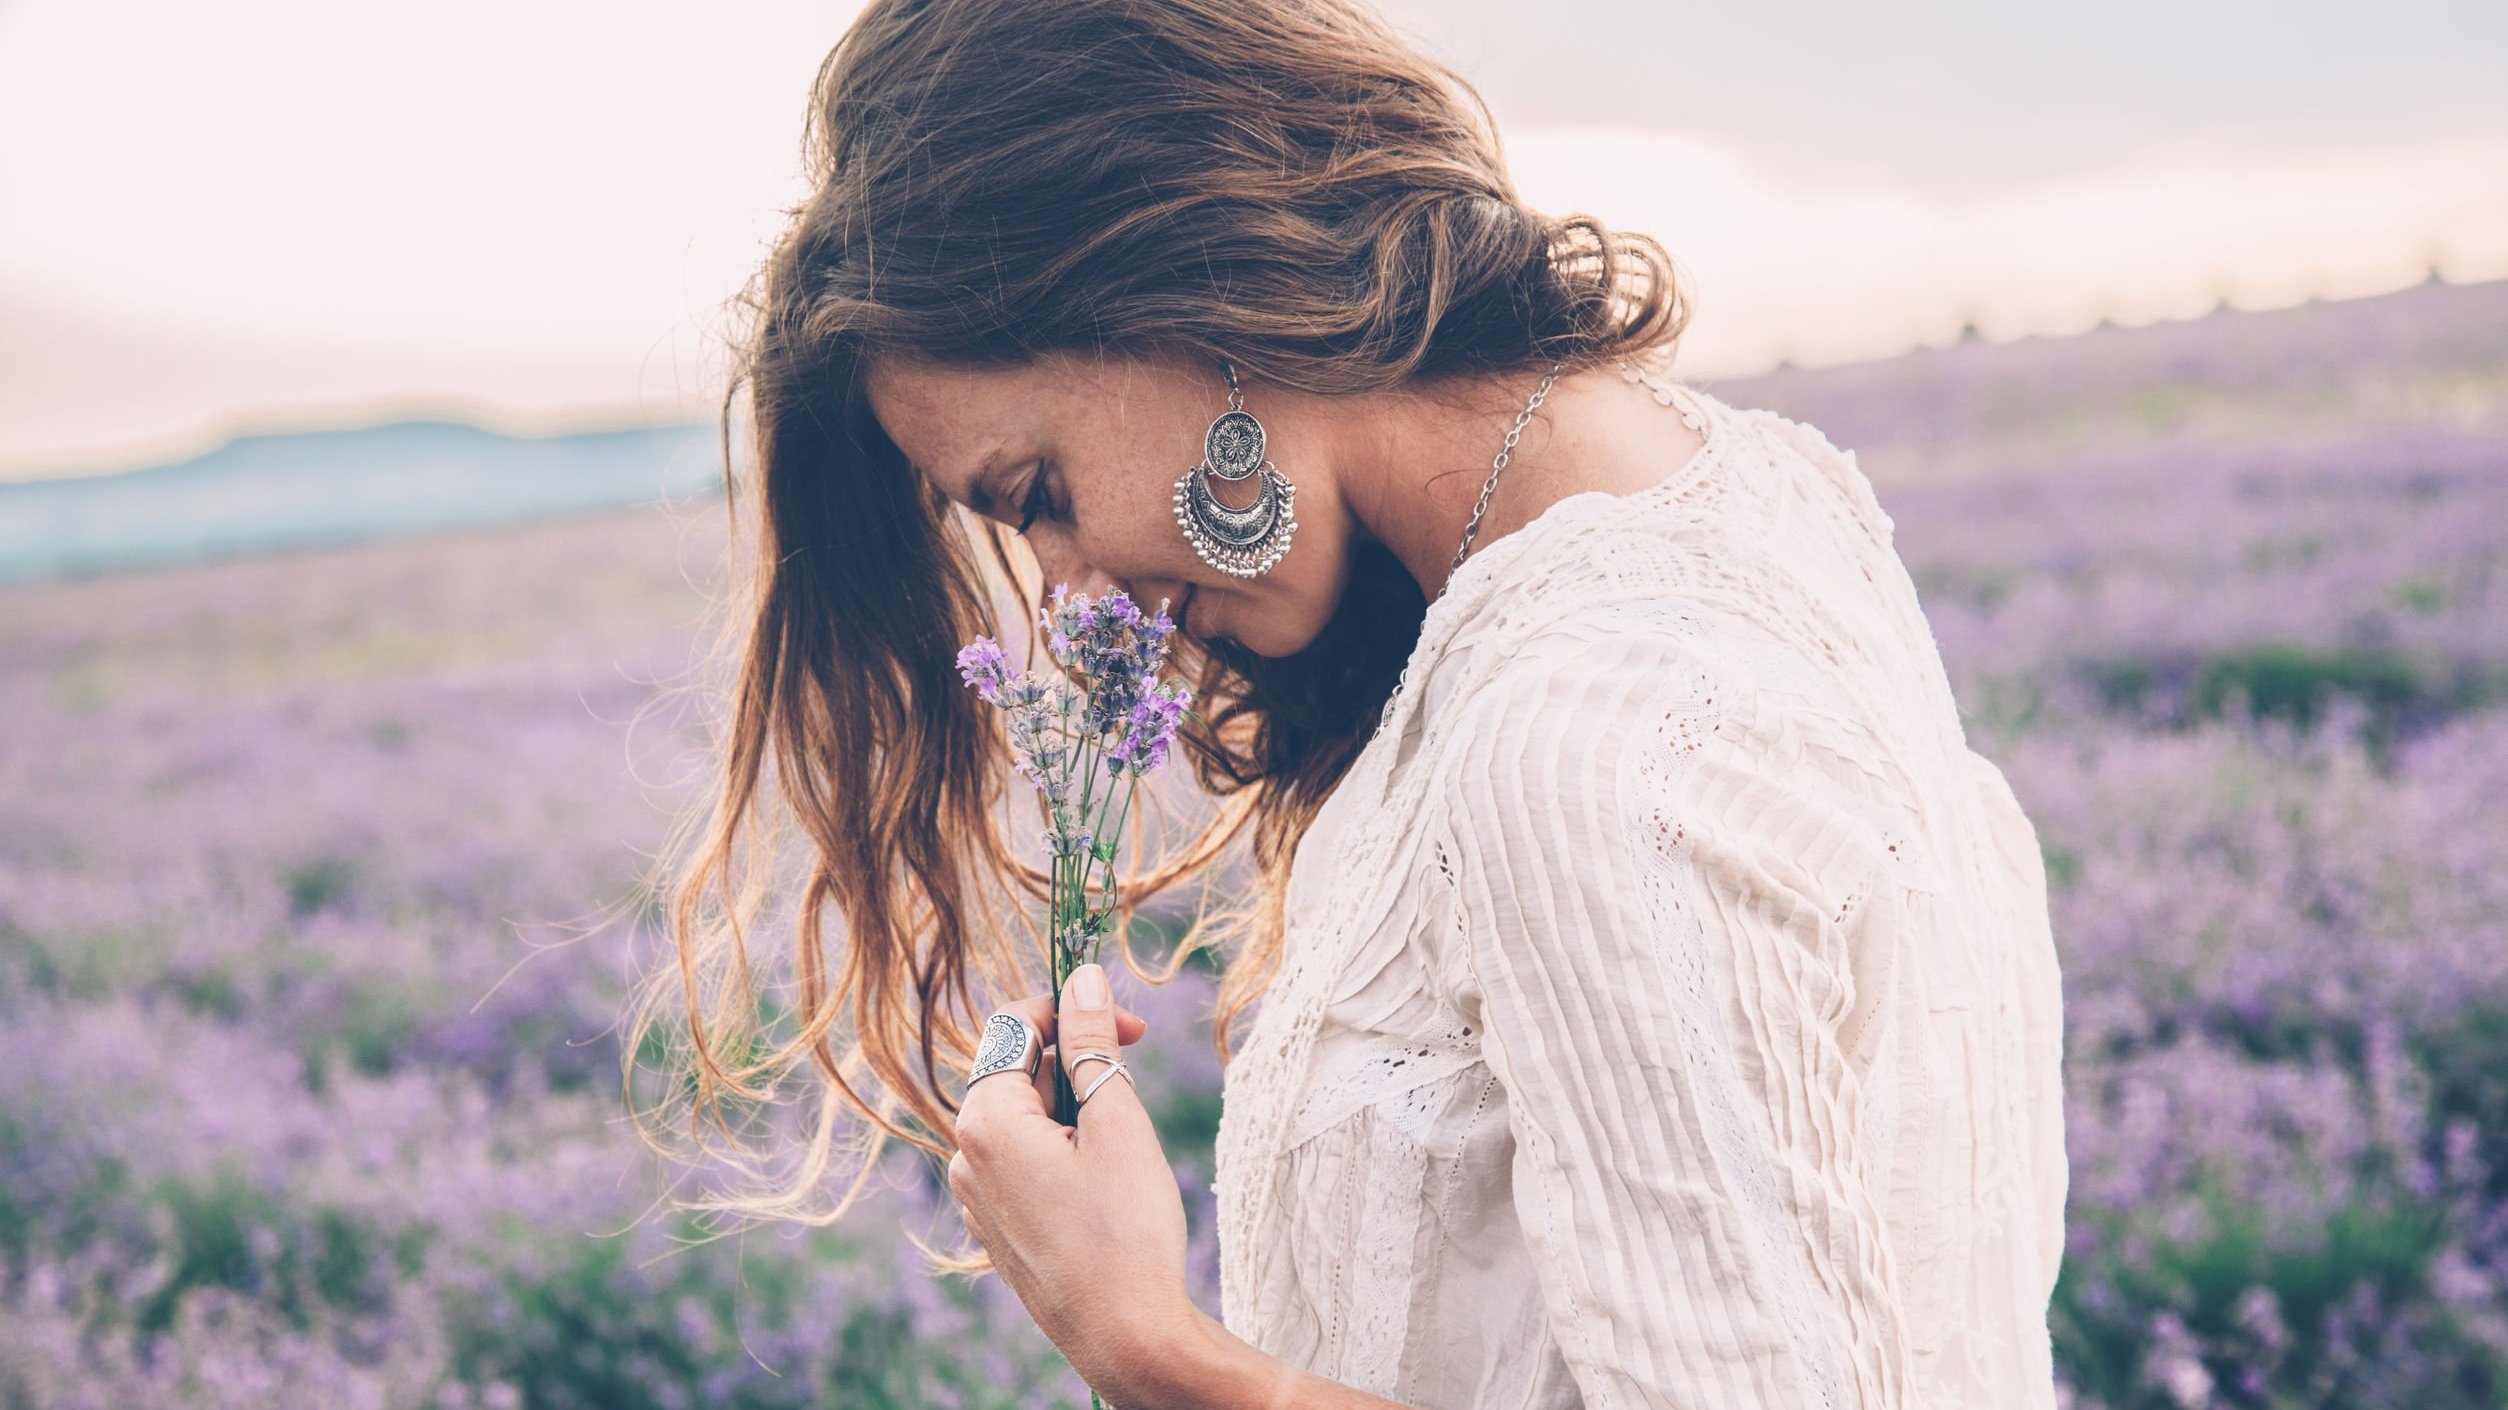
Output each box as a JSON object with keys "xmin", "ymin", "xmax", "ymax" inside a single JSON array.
[
  {"xmin": 0, "ymin": 418, "xmax": 719, "ymax": 585},
  {"xmin": 1708, "ymin": 275, "xmax": 2508, "ymax": 486}
]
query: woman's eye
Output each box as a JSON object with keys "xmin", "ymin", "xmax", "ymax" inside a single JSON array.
[{"xmin": 1015, "ymin": 471, "xmax": 1052, "ymax": 534}]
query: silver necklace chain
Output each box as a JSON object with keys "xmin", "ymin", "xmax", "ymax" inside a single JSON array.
[
  {"xmin": 1375, "ymin": 352, "xmax": 1690, "ymax": 740},
  {"xmin": 1372, "ymin": 358, "xmax": 1569, "ymax": 739},
  {"xmin": 1446, "ymin": 357, "xmax": 1569, "ymax": 588}
]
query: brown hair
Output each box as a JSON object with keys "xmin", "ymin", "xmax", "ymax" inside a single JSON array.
[{"xmin": 624, "ymin": 0, "xmax": 1691, "ymax": 1235}]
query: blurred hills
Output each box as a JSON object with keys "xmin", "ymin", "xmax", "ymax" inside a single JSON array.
[{"xmin": 0, "ymin": 418, "xmax": 720, "ymax": 585}]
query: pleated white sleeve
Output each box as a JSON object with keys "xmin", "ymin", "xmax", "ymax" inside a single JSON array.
[{"xmin": 1436, "ymin": 600, "xmax": 1916, "ymax": 1410}]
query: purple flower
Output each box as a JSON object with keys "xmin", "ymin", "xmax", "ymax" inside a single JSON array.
[
  {"xmin": 1110, "ymin": 680, "xmax": 1192, "ymax": 776},
  {"xmin": 955, "ymin": 636, "xmax": 1012, "ymax": 704},
  {"xmin": 996, "ymin": 585, "xmax": 1171, "ymax": 743},
  {"xmin": 1038, "ymin": 585, "xmax": 1175, "ymax": 699},
  {"xmin": 1038, "ymin": 582, "xmax": 1084, "ymax": 668}
]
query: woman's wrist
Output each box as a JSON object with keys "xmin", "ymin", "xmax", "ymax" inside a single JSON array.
[
  {"xmin": 1106, "ymin": 1302, "xmax": 1411, "ymax": 1410},
  {"xmin": 1104, "ymin": 1302, "xmax": 1273, "ymax": 1410}
]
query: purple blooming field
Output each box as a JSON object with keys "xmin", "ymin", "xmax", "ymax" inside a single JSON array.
[{"xmin": 3, "ymin": 275, "xmax": 2504, "ymax": 1407}]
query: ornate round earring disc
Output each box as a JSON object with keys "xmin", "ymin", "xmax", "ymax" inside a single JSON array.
[{"xmin": 1204, "ymin": 410, "xmax": 1265, "ymax": 481}]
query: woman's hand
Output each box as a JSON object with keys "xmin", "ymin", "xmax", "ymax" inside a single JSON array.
[{"xmin": 948, "ymin": 963, "xmax": 1200, "ymax": 1402}]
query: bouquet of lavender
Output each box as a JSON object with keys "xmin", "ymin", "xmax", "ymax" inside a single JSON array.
[{"xmin": 957, "ymin": 584, "xmax": 1192, "ymax": 1126}]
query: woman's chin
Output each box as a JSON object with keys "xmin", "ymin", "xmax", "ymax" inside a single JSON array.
[
  {"xmin": 1182, "ymin": 585, "xmax": 1324, "ymax": 660},
  {"xmin": 1221, "ymin": 624, "xmax": 1316, "ymax": 660}
]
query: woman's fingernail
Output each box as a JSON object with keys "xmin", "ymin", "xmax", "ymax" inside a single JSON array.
[{"xmin": 1069, "ymin": 962, "xmax": 1109, "ymax": 1011}]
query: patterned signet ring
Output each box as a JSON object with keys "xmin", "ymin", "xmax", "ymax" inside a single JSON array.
[
  {"xmin": 969, "ymin": 1012, "xmax": 1041, "ymax": 1086},
  {"xmin": 1066, "ymin": 1050, "xmax": 1134, "ymax": 1107}
]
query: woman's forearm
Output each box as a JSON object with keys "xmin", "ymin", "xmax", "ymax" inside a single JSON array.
[{"xmin": 1115, "ymin": 1308, "xmax": 1418, "ymax": 1410}]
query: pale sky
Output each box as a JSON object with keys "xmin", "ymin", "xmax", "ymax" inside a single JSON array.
[{"xmin": 2, "ymin": 0, "xmax": 2503, "ymax": 479}]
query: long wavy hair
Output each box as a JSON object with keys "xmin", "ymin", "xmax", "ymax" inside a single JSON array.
[{"xmin": 623, "ymin": 0, "xmax": 1692, "ymax": 1235}]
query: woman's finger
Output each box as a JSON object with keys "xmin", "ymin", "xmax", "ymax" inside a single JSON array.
[
  {"xmin": 958, "ymin": 1014, "xmax": 1054, "ymax": 1131},
  {"xmin": 957, "ymin": 990, "xmax": 1151, "ymax": 1134},
  {"xmin": 973, "ymin": 991, "xmax": 1152, "ymax": 1054},
  {"xmin": 1055, "ymin": 963, "xmax": 1158, "ymax": 1150}
]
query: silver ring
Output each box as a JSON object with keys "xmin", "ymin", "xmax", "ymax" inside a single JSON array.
[
  {"xmin": 969, "ymin": 1012, "xmax": 1041, "ymax": 1086},
  {"xmin": 1066, "ymin": 1051, "xmax": 1133, "ymax": 1107}
]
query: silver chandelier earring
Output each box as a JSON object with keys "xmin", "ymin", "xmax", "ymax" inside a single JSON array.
[{"xmin": 1172, "ymin": 361, "xmax": 1298, "ymax": 578}]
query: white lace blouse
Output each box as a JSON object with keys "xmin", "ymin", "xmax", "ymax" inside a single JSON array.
[{"xmin": 1208, "ymin": 369, "xmax": 2070, "ymax": 1409}]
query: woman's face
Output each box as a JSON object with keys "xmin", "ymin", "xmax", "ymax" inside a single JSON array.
[{"xmin": 865, "ymin": 351, "xmax": 1356, "ymax": 658}]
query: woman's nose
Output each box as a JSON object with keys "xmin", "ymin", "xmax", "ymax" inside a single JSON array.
[{"xmin": 1028, "ymin": 537, "xmax": 1123, "ymax": 603}]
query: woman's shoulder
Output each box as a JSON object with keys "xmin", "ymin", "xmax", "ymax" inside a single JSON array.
[
  {"xmin": 1435, "ymin": 571, "xmax": 1940, "ymax": 834},
  {"xmin": 1441, "ymin": 386, "xmax": 1917, "ymax": 709},
  {"xmin": 1402, "ymin": 383, "xmax": 1927, "ymax": 776},
  {"xmin": 1424, "ymin": 592, "xmax": 1784, "ymax": 831},
  {"xmin": 1451, "ymin": 394, "xmax": 1848, "ymax": 614},
  {"xmin": 1426, "ymin": 596, "xmax": 1949, "ymax": 953}
]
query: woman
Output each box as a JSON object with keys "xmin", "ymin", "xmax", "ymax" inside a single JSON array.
[{"xmin": 631, "ymin": 0, "xmax": 2069, "ymax": 1405}]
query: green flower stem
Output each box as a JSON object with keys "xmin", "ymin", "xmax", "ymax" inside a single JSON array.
[
  {"xmin": 1095, "ymin": 776, "xmax": 1139, "ymax": 933},
  {"xmin": 1048, "ymin": 690, "xmax": 1090, "ymax": 1128}
]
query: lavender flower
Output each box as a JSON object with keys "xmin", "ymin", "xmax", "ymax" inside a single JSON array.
[
  {"xmin": 969, "ymin": 587, "xmax": 1187, "ymax": 796},
  {"xmin": 1110, "ymin": 679, "xmax": 1192, "ymax": 777},
  {"xmin": 956, "ymin": 637, "xmax": 1012, "ymax": 704},
  {"xmin": 962, "ymin": 586, "xmax": 1191, "ymax": 1059}
]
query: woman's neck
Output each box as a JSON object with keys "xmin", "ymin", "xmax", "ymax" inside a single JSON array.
[{"xmin": 1327, "ymin": 363, "xmax": 1705, "ymax": 601}]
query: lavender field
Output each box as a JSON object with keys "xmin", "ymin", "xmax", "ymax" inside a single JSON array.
[{"xmin": 3, "ymin": 277, "xmax": 2504, "ymax": 1408}]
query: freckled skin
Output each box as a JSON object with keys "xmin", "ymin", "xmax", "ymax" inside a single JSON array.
[
  {"xmin": 865, "ymin": 352, "xmax": 1357, "ymax": 658},
  {"xmin": 864, "ymin": 350, "xmax": 1706, "ymax": 659}
]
